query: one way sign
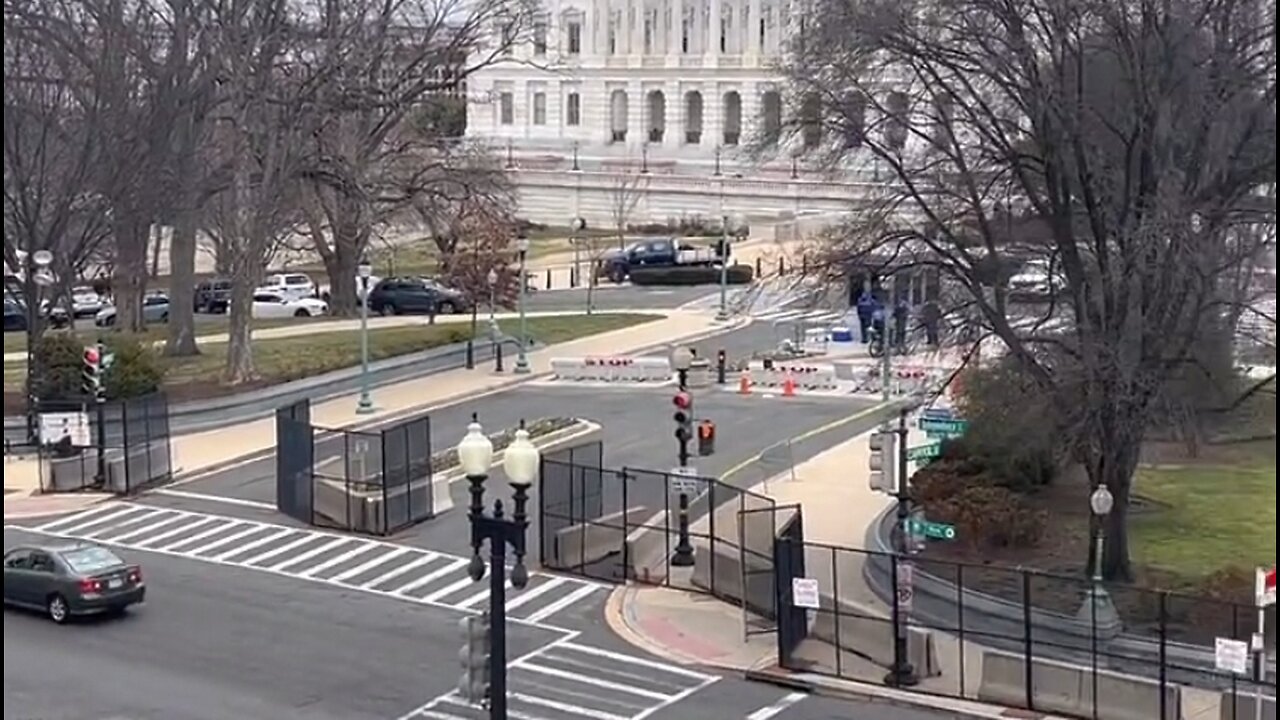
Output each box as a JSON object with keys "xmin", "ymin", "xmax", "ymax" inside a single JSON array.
[{"xmin": 1260, "ymin": 567, "xmax": 1276, "ymax": 607}]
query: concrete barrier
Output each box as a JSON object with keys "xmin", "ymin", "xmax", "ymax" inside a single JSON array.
[
  {"xmin": 551, "ymin": 355, "xmax": 673, "ymax": 382},
  {"xmin": 545, "ymin": 507, "xmax": 649, "ymax": 572},
  {"xmin": 977, "ymin": 649, "xmax": 1182, "ymax": 720},
  {"xmin": 1220, "ymin": 692, "xmax": 1276, "ymax": 720}
]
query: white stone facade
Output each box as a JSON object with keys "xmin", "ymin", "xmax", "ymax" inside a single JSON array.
[{"xmin": 464, "ymin": 0, "xmax": 878, "ymax": 226}]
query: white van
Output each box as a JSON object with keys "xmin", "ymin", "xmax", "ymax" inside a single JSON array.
[{"xmin": 258, "ymin": 272, "xmax": 317, "ymax": 301}]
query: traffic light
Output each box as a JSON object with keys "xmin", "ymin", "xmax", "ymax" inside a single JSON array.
[
  {"xmin": 82, "ymin": 345, "xmax": 103, "ymax": 399},
  {"xmin": 868, "ymin": 427, "xmax": 898, "ymax": 494},
  {"xmin": 673, "ymin": 391, "xmax": 693, "ymax": 464},
  {"xmin": 457, "ymin": 613, "xmax": 491, "ymax": 704},
  {"xmin": 716, "ymin": 237, "xmax": 731, "ymax": 260},
  {"xmin": 697, "ymin": 420, "xmax": 716, "ymax": 456}
]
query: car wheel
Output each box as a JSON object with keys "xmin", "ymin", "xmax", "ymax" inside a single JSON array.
[
  {"xmin": 160, "ymin": 312, "xmax": 169, "ymax": 323},
  {"xmin": 379, "ymin": 304, "xmax": 396, "ymax": 317},
  {"xmin": 46, "ymin": 594, "xmax": 70, "ymax": 624},
  {"xmin": 438, "ymin": 301, "xmax": 456, "ymax": 314},
  {"xmin": 293, "ymin": 309, "xmax": 310, "ymax": 318}
]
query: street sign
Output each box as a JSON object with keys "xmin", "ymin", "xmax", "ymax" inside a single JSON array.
[
  {"xmin": 906, "ymin": 442, "xmax": 942, "ymax": 462},
  {"xmin": 792, "ymin": 578, "xmax": 820, "ymax": 609},
  {"xmin": 896, "ymin": 562, "xmax": 914, "ymax": 612},
  {"xmin": 918, "ymin": 417, "xmax": 969, "ymax": 436},
  {"xmin": 921, "ymin": 407, "xmax": 956, "ymax": 420},
  {"xmin": 669, "ymin": 466, "xmax": 702, "ymax": 495},
  {"xmin": 1259, "ymin": 567, "xmax": 1275, "ymax": 607},
  {"xmin": 1215, "ymin": 637, "xmax": 1250, "ymax": 675},
  {"xmin": 908, "ymin": 518, "xmax": 958, "ymax": 541}
]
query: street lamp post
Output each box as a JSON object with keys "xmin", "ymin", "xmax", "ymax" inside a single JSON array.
[
  {"xmin": 670, "ymin": 346, "xmax": 696, "ymax": 568},
  {"xmin": 355, "ymin": 260, "xmax": 374, "ymax": 414},
  {"xmin": 514, "ymin": 234, "xmax": 531, "ymax": 374},
  {"xmin": 1078, "ymin": 484, "xmax": 1121, "ymax": 638},
  {"xmin": 458, "ymin": 416, "xmax": 538, "ymax": 720},
  {"xmin": 716, "ymin": 215, "xmax": 743, "ymax": 322},
  {"xmin": 570, "ymin": 217, "xmax": 586, "ymax": 290},
  {"xmin": 24, "ymin": 250, "xmax": 56, "ymax": 443},
  {"xmin": 487, "ymin": 268, "xmax": 503, "ymax": 373}
]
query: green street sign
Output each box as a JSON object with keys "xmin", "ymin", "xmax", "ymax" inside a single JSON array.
[
  {"xmin": 909, "ymin": 518, "xmax": 958, "ymax": 541},
  {"xmin": 906, "ymin": 442, "xmax": 942, "ymax": 462},
  {"xmin": 918, "ymin": 417, "xmax": 968, "ymax": 436}
]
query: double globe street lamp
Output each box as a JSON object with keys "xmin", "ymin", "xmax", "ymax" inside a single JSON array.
[
  {"xmin": 514, "ymin": 234, "xmax": 531, "ymax": 374},
  {"xmin": 1078, "ymin": 483, "xmax": 1121, "ymax": 638},
  {"xmin": 457, "ymin": 415, "xmax": 541, "ymax": 719}
]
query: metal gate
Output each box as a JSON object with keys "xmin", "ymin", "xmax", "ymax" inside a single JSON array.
[
  {"xmin": 275, "ymin": 399, "xmax": 313, "ymax": 524},
  {"xmin": 774, "ymin": 512, "xmax": 809, "ymax": 667}
]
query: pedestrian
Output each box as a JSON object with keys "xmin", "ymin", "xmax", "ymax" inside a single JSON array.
[
  {"xmin": 856, "ymin": 290, "xmax": 876, "ymax": 343},
  {"xmin": 870, "ymin": 302, "xmax": 887, "ymax": 347},
  {"xmin": 921, "ymin": 300, "xmax": 941, "ymax": 347},
  {"xmin": 893, "ymin": 297, "xmax": 910, "ymax": 349}
]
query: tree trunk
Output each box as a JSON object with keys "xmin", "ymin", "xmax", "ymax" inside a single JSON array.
[
  {"xmin": 150, "ymin": 225, "xmax": 163, "ymax": 278},
  {"xmin": 112, "ymin": 215, "xmax": 150, "ymax": 334},
  {"xmin": 323, "ymin": 216, "xmax": 364, "ymax": 317},
  {"xmin": 165, "ymin": 211, "xmax": 200, "ymax": 356},
  {"xmin": 224, "ymin": 277, "xmax": 256, "ymax": 384},
  {"xmin": 1083, "ymin": 424, "xmax": 1143, "ymax": 582}
]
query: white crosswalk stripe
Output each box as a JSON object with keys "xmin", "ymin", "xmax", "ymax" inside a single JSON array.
[
  {"xmin": 26, "ymin": 502, "xmax": 602, "ymax": 625},
  {"xmin": 405, "ymin": 640, "xmax": 720, "ymax": 720}
]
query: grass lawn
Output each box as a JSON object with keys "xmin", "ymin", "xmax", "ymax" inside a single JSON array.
[
  {"xmin": 1131, "ymin": 439, "xmax": 1277, "ymax": 582},
  {"xmin": 3, "ymin": 317, "xmax": 311, "ymax": 356},
  {"xmin": 4, "ymin": 313, "xmax": 660, "ymax": 405}
]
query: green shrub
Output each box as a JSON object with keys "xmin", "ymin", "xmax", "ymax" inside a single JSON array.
[
  {"xmin": 101, "ymin": 335, "xmax": 164, "ymax": 400},
  {"xmin": 955, "ymin": 359, "xmax": 1064, "ymax": 492},
  {"xmin": 928, "ymin": 484, "xmax": 1048, "ymax": 549},
  {"xmin": 28, "ymin": 332, "xmax": 85, "ymax": 402},
  {"xmin": 629, "ymin": 264, "xmax": 754, "ymax": 286}
]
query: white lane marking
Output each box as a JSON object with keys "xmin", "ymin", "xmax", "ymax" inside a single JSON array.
[
  {"xmin": 745, "ymin": 692, "xmax": 808, "ymax": 720},
  {"xmin": 133, "ymin": 516, "xmax": 217, "ymax": 549},
  {"xmin": 30, "ymin": 505, "xmax": 117, "ymax": 532},
  {"xmin": 210, "ymin": 528, "xmax": 294, "ymax": 561},
  {"xmin": 43, "ymin": 506, "xmax": 140, "ymax": 534},
  {"xmin": 103, "ymin": 513, "xmax": 189, "ymax": 543},
  {"xmin": 186, "ymin": 524, "xmax": 266, "ymax": 556},
  {"xmin": 164, "ymin": 521, "xmax": 244, "ymax": 552},
  {"xmin": 389, "ymin": 558, "xmax": 469, "ymax": 597},
  {"xmin": 633, "ymin": 674, "xmax": 722, "ymax": 720},
  {"xmin": 509, "ymin": 692, "xmax": 627, "ymax": 720},
  {"xmin": 328, "ymin": 546, "xmax": 412, "ymax": 584},
  {"xmin": 517, "ymin": 662, "xmax": 671, "ymax": 701},
  {"xmin": 356, "ymin": 554, "xmax": 439, "ymax": 590},
  {"xmin": 240, "ymin": 534, "xmax": 317, "ymax": 566},
  {"xmin": 558, "ymin": 642, "xmax": 718, "ymax": 680},
  {"xmin": 296, "ymin": 542, "xmax": 379, "ymax": 579},
  {"xmin": 418, "ymin": 574, "xmax": 476, "ymax": 602},
  {"xmin": 503, "ymin": 576, "xmax": 570, "ymax": 613},
  {"xmin": 438, "ymin": 696, "xmax": 549, "ymax": 720},
  {"xmin": 456, "ymin": 580, "xmax": 511, "ymax": 610},
  {"xmin": 265, "ymin": 537, "xmax": 350, "ymax": 572},
  {"xmin": 84, "ymin": 509, "xmax": 169, "ymax": 537},
  {"xmin": 415, "ymin": 711, "xmax": 470, "ymax": 720},
  {"xmin": 523, "ymin": 583, "xmax": 598, "ymax": 624},
  {"xmin": 150, "ymin": 487, "xmax": 276, "ymax": 510}
]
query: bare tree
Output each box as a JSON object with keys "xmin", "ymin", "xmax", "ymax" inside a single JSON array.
[
  {"xmin": 296, "ymin": 0, "xmax": 531, "ymax": 316},
  {"xmin": 783, "ymin": 0, "xmax": 1275, "ymax": 579},
  {"xmin": 608, "ymin": 170, "xmax": 647, "ymax": 249}
]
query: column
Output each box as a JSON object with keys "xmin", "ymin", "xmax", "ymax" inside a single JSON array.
[
  {"xmin": 629, "ymin": 80, "xmax": 644, "ymax": 147},
  {"xmin": 708, "ymin": 0, "xmax": 721, "ymax": 56},
  {"xmin": 747, "ymin": 0, "xmax": 761, "ymax": 57},
  {"xmin": 741, "ymin": 84, "xmax": 760, "ymax": 144},
  {"xmin": 669, "ymin": 0, "xmax": 683, "ymax": 59},
  {"xmin": 705, "ymin": 87, "xmax": 722, "ymax": 149},
  {"xmin": 668, "ymin": 81, "xmax": 682, "ymax": 148}
]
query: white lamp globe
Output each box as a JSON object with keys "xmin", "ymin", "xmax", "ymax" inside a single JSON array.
[{"xmin": 457, "ymin": 419, "xmax": 494, "ymax": 477}]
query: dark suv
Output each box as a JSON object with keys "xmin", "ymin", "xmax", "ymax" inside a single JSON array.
[
  {"xmin": 366, "ymin": 277, "xmax": 468, "ymax": 316},
  {"xmin": 194, "ymin": 278, "xmax": 232, "ymax": 314}
]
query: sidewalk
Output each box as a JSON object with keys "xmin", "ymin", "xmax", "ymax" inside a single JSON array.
[{"xmin": 168, "ymin": 310, "xmax": 724, "ymax": 480}]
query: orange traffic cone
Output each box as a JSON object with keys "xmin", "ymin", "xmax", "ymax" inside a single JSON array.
[
  {"xmin": 738, "ymin": 369, "xmax": 753, "ymax": 395},
  {"xmin": 782, "ymin": 372, "xmax": 797, "ymax": 397}
]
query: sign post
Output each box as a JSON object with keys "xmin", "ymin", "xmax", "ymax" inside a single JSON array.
[
  {"xmin": 908, "ymin": 518, "xmax": 958, "ymax": 542},
  {"xmin": 792, "ymin": 578, "xmax": 820, "ymax": 610},
  {"xmin": 906, "ymin": 442, "xmax": 942, "ymax": 463},
  {"xmin": 1255, "ymin": 567, "xmax": 1274, "ymax": 720}
]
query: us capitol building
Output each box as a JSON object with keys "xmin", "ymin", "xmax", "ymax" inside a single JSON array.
[{"xmin": 464, "ymin": 1, "xmax": 886, "ymax": 231}]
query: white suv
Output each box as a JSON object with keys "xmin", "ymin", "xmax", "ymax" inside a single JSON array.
[{"xmin": 258, "ymin": 272, "xmax": 317, "ymax": 301}]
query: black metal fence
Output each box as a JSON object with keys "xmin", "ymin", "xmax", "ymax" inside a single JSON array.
[
  {"xmin": 35, "ymin": 393, "xmax": 172, "ymax": 494},
  {"xmin": 775, "ymin": 538, "xmax": 1277, "ymax": 720},
  {"xmin": 274, "ymin": 399, "xmax": 433, "ymax": 536},
  {"xmin": 538, "ymin": 443, "xmax": 801, "ymax": 625}
]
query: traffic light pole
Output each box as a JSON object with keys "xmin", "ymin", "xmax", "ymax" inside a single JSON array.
[
  {"xmin": 887, "ymin": 407, "xmax": 919, "ymax": 688},
  {"xmin": 671, "ymin": 368, "xmax": 695, "ymax": 567}
]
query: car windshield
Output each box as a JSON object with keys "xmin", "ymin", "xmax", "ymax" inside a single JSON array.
[{"xmin": 59, "ymin": 546, "xmax": 124, "ymax": 574}]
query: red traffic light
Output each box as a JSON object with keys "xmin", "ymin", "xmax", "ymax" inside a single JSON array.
[
  {"xmin": 83, "ymin": 347, "xmax": 100, "ymax": 366},
  {"xmin": 672, "ymin": 391, "xmax": 692, "ymax": 410}
]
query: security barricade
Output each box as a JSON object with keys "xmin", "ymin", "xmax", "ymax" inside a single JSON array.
[{"xmin": 551, "ymin": 355, "xmax": 673, "ymax": 382}]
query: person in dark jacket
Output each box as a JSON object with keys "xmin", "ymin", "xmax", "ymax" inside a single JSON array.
[
  {"xmin": 893, "ymin": 297, "xmax": 910, "ymax": 349},
  {"xmin": 921, "ymin": 300, "xmax": 941, "ymax": 347},
  {"xmin": 856, "ymin": 291, "xmax": 876, "ymax": 343}
]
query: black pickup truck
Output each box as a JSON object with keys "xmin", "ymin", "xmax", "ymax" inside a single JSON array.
[{"xmin": 598, "ymin": 239, "xmax": 721, "ymax": 283}]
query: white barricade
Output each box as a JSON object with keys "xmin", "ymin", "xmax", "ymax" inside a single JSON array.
[
  {"xmin": 552, "ymin": 355, "xmax": 673, "ymax": 383},
  {"xmin": 748, "ymin": 363, "xmax": 838, "ymax": 390}
]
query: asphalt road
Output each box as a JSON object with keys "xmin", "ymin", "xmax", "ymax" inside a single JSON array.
[{"xmin": 3, "ymin": 523, "xmax": 952, "ymax": 720}]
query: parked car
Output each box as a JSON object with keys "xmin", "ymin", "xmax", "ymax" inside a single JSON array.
[
  {"xmin": 250, "ymin": 291, "xmax": 328, "ymax": 319},
  {"xmin": 195, "ymin": 278, "xmax": 233, "ymax": 313},
  {"xmin": 1007, "ymin": 258, "xmax": 1065, "ymax": 298},
  {"xmin": 95, "ymin": 294, "xmax": 170, "ymax": 327},
  {"xmin": 259, "ymin": 272, "xmax": 317, "ymax": 301},
  {"xmin": 3, "ymin": 542, "xmax": 145, "ymax": 623},
  {"xmin": 3, "ymin": 299, "xmax": 26, "ymax": 332},
  {"xmin": 365, "ymin": 277, "xmax": 469, "ymax": 316},
  {"xmin": 598, "ymin": 238, "xmax": 719, "ymax": 284},
  {"xmin": 71, "ymin": 286, "xmax": 106, "ymax": 318}
]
